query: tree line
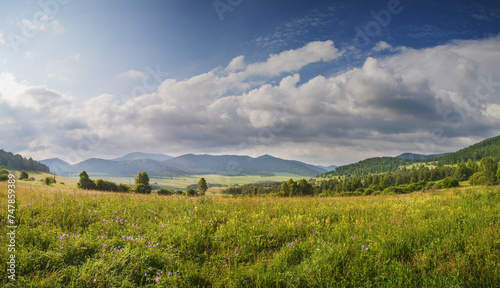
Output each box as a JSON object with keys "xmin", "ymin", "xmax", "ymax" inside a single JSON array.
[
  {"xmin": 0, "ymin": 149, "xmax": 50, "ymax": 173},
  {"xmin": 223, "ymin": 157, "xmax": 500, "ymax": 197},
  {"xmin": 77, "ymin": 170, "xmax": 209, "ymax": 196}
]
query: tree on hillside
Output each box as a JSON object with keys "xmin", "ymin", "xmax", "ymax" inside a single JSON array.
[
  {"xmin": 77, "ymin": 170, "xmax": 97, "ymax": 190},
  {"xmin": 197, "ymin": 177, "xmax": 208, "ymax": 196},
  {"xmin": 133, "ymin": 171, "xmax": 152, "ymax": 194},
  {"xmin": 479, "ymin": 157, "xmax": 498, "ymax": 185}
]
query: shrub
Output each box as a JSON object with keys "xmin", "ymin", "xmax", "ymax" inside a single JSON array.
[
  {"xmin": 19, "ymin": 170, "xmax": 29, "ymax": 180},
  {"xmin": 469, "ymin": 172, "xmax": 489, "ymax": 186},
  {"xmin": 133, "ymin": 183, "xmax": 151, "ymax": 194},
  {"xmin": 96, "ymin": 179, "xmax": 119, "ymax": 192},
  {"xmin": 158, "ymin": 189, "xmax": 174, "ymax": 195},
  {"xmin": 117, "ymin": 184, "xmax": 131, "ymax": 192},
  {"xmin": 44, "ymin": 176, "xmax": 56, "ymax": 185},
  {"xmin": 186, "ymin": 188, "xmax": 197, "ymax": 197},
  {"xmin": 0, "ymin": 175, "xmax": 8, "ymax": 181},
  {"xmin": 0, "ymin": 166, "xmax": 9, "ymax": 177}
]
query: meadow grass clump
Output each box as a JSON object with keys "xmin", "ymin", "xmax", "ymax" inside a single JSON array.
[{"xmin": 0, "ymin": 182, "xmax": 499, "ymax": 287}]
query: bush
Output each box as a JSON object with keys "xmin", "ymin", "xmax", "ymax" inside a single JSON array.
[
  {"xmin": 96, "ymin": 179, "xmax": 119, "ymax": 192},
  {"xmin": 133, "ymin": 183, "xmax": 152, "ymax": 194},
  {"xmin": 0, "ymin": 166, "xmax": 9, "ymax": 177},
  {"xmin": 44, "ymin": 176, "xmax": 56, "ymax": 185},
  {"xmin": 19, "ymin": 170, "xmax": 29, "ymax": 180},
  {"xmin": 117, "ymin": 184, "xmax": 131, "ymax": 192},
  {"xmin": 186, "ymin": 188, "xmax": 197, "ymax": 197},
  {"xmin": 469, "ymin": 172, "xmax": 489, "ymax": 186},
  {"xmin": 0, "ymin": 174, "xmax": 8, "ymax": 181},
  {"xmin": 158, "ymin": 189, "xmax": 174, "ymax": 195}
]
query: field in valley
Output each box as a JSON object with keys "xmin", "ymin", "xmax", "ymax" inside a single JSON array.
[
  {"xmin": 1, "ymin": 179, "xmax": 499, "ymax": 287},
  {"xmin": 68, "ymin": 173, "xmax": 310, "ymax": 192}
]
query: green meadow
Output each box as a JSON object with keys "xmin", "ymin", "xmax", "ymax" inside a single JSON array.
[{"xmin": 1, "ymin": 178, "xmax": 500, "ymax": 287}]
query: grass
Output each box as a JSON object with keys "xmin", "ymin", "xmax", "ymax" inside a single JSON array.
[{"xmin": 1, "ymin": 180, "xmax": 499, "ymax": 287}]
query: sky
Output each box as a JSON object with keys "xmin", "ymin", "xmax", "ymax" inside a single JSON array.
[{"xmin": 1, "ymin": 0, "xmax": 500, "ymax": 166}]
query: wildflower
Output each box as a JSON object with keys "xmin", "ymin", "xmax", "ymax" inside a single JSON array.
[
  {"xmin": 227, "ymin": 257, "xmax": 230, "ymax": 260},
  {"xmin": 156, "ymin": 277, "xmax": 160, "ymax": 283},
  {"xmin": 168, "ymin": 272, "xmax": 173, "ymax": 276}
]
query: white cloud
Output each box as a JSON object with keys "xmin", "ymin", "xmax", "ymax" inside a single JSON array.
[
  {"xmin": 19, "ymin": 15, "xmax": 63, "ymax": 34},
  {"xmin": 0, "ymin": 30, "xmax": 5, "ymax": 45},
  {"xmin": 2, "ymin": 37, "xmax": 500, "ymax": 165},
  {"xmin": 245, "ymin": 40, "xmax": 342, "ymax": 76},
  {"xmin": 116, "ymin": 69, "xmax": 147, "ymax": 79},
  {"xmin": 372, "ymin": 41, "xmax": 393, "ymax": 51}
]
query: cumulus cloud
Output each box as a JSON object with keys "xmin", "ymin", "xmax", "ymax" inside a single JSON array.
[
  {"xmin": 2, "ymin": 38, "xmax": 500, "ymax": 165},
  {"xmin": 372, "ymin": 41, "xmax": 393, "ymax": 51}
]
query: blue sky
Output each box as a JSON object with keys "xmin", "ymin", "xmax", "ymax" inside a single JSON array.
[{"xmin": 1, "ymin": 0, "xmax": 500, "ymax": 165}]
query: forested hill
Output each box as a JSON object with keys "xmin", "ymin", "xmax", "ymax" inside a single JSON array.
[
  {"xmin": 0, "ymin": 149, "xmax": 50, "ymax": 173},
  {"xmin": 321, "ymin": 157, "xmax": 415, "ymax": 177},
  {"xmin": 437, "ymin": 135, "xmax": 500, "ymax": 164}
]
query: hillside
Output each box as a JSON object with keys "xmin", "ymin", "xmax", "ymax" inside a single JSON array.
[
  {"xmin": 0, "ymin": 149, "xmax": 50, "ymax": 172},
  {"xmin": 40, "ymin": 158, "xmax": 72, "ymax": 174},
  {"xmin": 396, "ymin": 152, "xmax": 450, "ymax": 160},
  {"xmin": 321, "ymin": 156, "xmax": 414, "ymax": 177},
  {"xmin": 437, "ymin": 134, "xmax": 500, "ymax": 164}
]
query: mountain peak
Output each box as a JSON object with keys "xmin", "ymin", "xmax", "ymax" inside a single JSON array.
[
  {"xmin": 257, "ymin": 154, "xmax": 276, "ymax": 159},
  {"xmin": 112, "ymin": 152, "xmax": 173, "ymax": 162}
]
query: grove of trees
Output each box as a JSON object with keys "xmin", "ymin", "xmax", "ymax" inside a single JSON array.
[{"xmin": 0, "ymin": 149, "xmax": 50, "ymax": 172}]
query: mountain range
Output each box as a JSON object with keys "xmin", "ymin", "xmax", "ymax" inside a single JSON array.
[{"xmin": 40, "ymin": 152, "xmax": 335, "ymax": 178}]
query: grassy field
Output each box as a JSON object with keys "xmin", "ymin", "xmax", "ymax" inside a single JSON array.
[
  {"xmin": 1, "ymin": 180, "xmax": 500, "ymax": 287},
  {"xmin": 69, "ymin": 173, "xmax": 310, "ymax": 191}
]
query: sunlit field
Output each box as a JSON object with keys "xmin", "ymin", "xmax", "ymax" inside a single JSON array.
[
  {"xmin": 67, "ymin": 173, "xmax": 309, "ymax": 191},
  {"xmin": 1, "ymin": 180, "xmax": 499, "ymax": 287}
]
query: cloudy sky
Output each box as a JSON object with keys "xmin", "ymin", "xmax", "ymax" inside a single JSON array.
[{"xmin": 1, "ymin": 0, "xmax": 500, "ymax": 166}]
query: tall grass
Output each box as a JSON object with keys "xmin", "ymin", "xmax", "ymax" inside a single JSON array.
[{"xmin": 1, "ymin": 182, "xmax": 499, "ymax": 287}]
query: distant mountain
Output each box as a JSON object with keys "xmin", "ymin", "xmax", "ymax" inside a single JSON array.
[
  {"xmin": 437, "ymin": 134, "xmax": 500, "ymax": 164},
  {"xmin": 166, "ymin": 154, "xmax": 323, "ymax": 177},
  {"xmin": 111, "ymin": 152, "xmax": 173, "ymax": 162},
  {"xmin": 396, "ymin": 152, "xmax": 450, "ymax": 160},
  {"xmin": 40, "ymin": 158, "xmax": 72, "ymax": 174},
  {"xmin": 51, "ymin": 153, "xmax": 324, "ymax": 178},
  {"xmin": 61, "ymin": 158, "xmax": 189, "ymax": 177},
  {"xmin": 316, "ymin": 165, "xmax": 337, "ymax": 172}
]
